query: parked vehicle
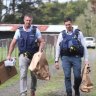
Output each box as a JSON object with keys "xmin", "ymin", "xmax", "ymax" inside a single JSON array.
[{"xmin": 84, "ymin": 37, "xmax": 96, "ymax": 49}]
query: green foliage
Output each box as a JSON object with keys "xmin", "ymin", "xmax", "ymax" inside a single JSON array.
[
  {"xmin": 17, "ymin": 2, "xmax": 32, "ymax": 15},
  {"xmin": 33, "ymin": 1, "xmax": 87, "ymax": 24},
  {"xmin": 2, "ymin": 1, "xmax": 87, "ymax": 24},
  {"xmin": 37, "ymin": 72, "xmax": 64, "ymax": 96},
  {"xmin": 3, "ymin": 14, "xmax": 17, "ymax": 23},
  {"xmin": 0, "ymin": 0, "xmax": 6, "ymax": 21},
  {"xmin": 75, "ymin": 2, "xmax": 96, "ymax": 37},
  {"xmin": 39, "ymin": 3, "xmax": 61, "ymax": 24}
]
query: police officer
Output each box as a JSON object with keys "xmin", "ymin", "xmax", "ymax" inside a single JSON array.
[
  {"xmin": 55, "ymin": 18, "xmax": 89, "ymax": 96},
  {"xmin": 7, "ymin": 14, "xmax": 45, "ymax": 96}
]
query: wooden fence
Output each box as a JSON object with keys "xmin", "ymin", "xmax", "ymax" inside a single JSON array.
[{"xmin": 0, "ymin": 35, "xmax": 58, "ymax": 63}]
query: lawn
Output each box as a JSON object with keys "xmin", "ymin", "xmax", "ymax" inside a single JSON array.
[
  {"xmin": 0, "ymin": 45, "xmax": 55, "ymax": 89},
  {"xmin": 0, "ymin": 48, "xmax": 96, "ymax": 96}
]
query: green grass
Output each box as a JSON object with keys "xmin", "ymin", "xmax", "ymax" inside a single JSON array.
[
  {"xmin": 0, "ymin": 59, "xmax": 19, "ymax": 89},
  {"xmin": 89, "ymin": 49, "xmax": 96, "ymax": 95},
  {"xmin": 0, "ymin": 74, "xmax": 19, "ymax": 89},
  {"xmin": 45, "ymin": 44, "xmax": 55, "ymax": 64},
  {"xmin": 0, "ymin": 47, "xmax": 19, "ymax": 61},
  {"xmin": 0, "ymin": 48, "xmax": 96, "ymax": 96},
  {"xmin": 36, "ymin": 49, "xmax": 96, "ymax": 96},
  {"xmin": 0, "ymin": 47, "xmax": 19, "ymax": 89},
  {"xmin": 36, "ymin": 70, "xmax": 64, "ymax": 96},
  {"xmin": 0, "ymin": 45, "xmax": 54, "ymax": 89}
]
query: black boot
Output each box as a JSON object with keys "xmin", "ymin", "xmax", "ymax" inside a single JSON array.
[
  {"xmin": 74, "ymin": 77, "xmax": 81, "ymax": 96},
  {"xmin": 73, "ymin": 86, "xmax": 80, "ymax": 96},
  {"xmin": 67, "ymin": 92, "xmax": 72, "ymax": 96},
  {"xmin": 75, "ymin": 90, "xmax": 80, "ymax": 96}
]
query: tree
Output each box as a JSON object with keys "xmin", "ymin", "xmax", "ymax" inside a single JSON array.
[
  {"xmin": 0, "ymin": 0, "xmax": 3, "ymax": 21},
  {"xmin": 10, "ymin": 0, "xmax": 16, "ymax": 14},
  {"xmin": 2, "ymin": 0, "xmax": 87, "ymax": 24},
  {"xmin": 75, "ymin": 2, "xmax": 96, "ymax": 37},
  {"xmin": 0, "ymin": 0, "xmax": 6, "ymax": 22},
  {"xmin": 91, "ymin": 0, "xmax": 96, "ymax": 14}
]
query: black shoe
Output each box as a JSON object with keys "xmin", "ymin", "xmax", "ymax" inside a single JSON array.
[
  {"xmin": 67, "ymin": 93, "xmax": 72, "ymax": 96},
  {"xmin": 75, "ymin": 94, "xmax": 80, "ymax": 96},
  {"xmin": 75, "ymin": 95, "xmax": 80, "ymax": 96},
  {"xmin": 75, "ymin": 91, "xmax": 80, "ymax": 96},
  {"xmin": 73, "ymin": 85, "xmax": 80, "ymax": 96}
]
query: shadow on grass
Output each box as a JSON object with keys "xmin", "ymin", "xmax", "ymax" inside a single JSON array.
[
  {"xmin": 46, "ymin": 93, "xmax": 63, "ymax": 96},
  {"xmin": 45, "ymin": 91, "xmax": 86, "ymax": 96},
  {"xmin": 45, "ymin": 90, "xmax": 65, "ymax": 96}
]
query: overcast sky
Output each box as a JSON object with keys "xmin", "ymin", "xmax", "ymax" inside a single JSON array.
[
  {"xmin": 42, "ymin": 0, "xmax": 77, "ymax": 3},
  {"xmin": 58, "ymin": 0, "xmax": 77, "ymax": 3},
  {"xmin": 3, "ymin": 0, "xmax": 77, "ymax": 6}
]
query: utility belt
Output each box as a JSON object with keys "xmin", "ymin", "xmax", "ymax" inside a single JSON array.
[
  {"xmin": 61, "ymin": 54, "xmax": 80, "ymax": 57},
  {"xmin": 19, "ymin": 52, "xmax": 34, "ymax": 60},
  {"xmin": 60, "ymin": 50, "xmax": 82, "ymax": 57}
]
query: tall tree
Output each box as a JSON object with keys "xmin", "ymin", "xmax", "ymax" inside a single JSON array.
[
  {"xmin": 0, "ymin": 0, "xmax": 4, "ymax": 21},
  {"xmin": 11, "ymin": 0, "xmax": 16, "ymax": 14},
  {"xmin": 48, "ymin": 0, "xmax": 51, "ymax": 2},
  {"xmin": 75, "ymin": 2, "xmax": 96, "ymax": 37},
  {"xmin": 0, "ymin": 0, "xmax": 2, "ymax": 21},
  {"xmin": 91, "ymin": 0, "xmax": 96, "ymax": 14}
]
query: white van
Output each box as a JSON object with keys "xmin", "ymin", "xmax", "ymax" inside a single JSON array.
[{"xmin": 84, "ymin": 37, "xmax": 96, "ymax": 49}]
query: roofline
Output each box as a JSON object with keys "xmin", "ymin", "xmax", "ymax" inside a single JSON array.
[{"xmin": 0, "ymin": 24, "xmax": 78, "ymax": 32}]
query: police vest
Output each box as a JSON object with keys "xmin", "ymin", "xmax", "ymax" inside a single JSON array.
[
  {"xmin": 59, "ymin": 29, "xmax": 84, "ymax": 57},
  {"xmin": 18, "ymin": 26, "xmax": 39, "ymax": 54}
]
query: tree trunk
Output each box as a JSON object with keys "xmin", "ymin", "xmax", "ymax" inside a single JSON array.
[
  {"xmin": 91, "ymin": 0, "xmax": 96, "ymax": 14},
  {"xmin": 12, "ymin": 0, "xmax": 15, "ymax": 14},
  {"xmin": 0, "ymin": 0, "xmax": 3, "ymax": 21}
]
